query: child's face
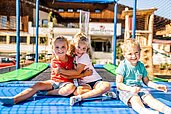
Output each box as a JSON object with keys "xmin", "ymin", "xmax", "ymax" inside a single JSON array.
[
  {"xmin": 75, "ymin": 42, "xmax": 88, "ymax": 58},
  {"xmin": 123, "ymin": 45, "xmax": 140, "ymax": 66},
  {"xmin": 53, "ymin": 40, "xmax": 68, "ymax": 58}
]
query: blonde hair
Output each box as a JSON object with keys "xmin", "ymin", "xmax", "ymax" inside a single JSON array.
[
  {"xmin": 121, "ymin": 38, "xmax": 141, "ymax": 53},
  {"xmin": 51, "ymin": 36, "xmax": 69, "ymax": 49},
  {"xmin": 69, "ymin": 32, "xmax": 92, "ymax": 58}
]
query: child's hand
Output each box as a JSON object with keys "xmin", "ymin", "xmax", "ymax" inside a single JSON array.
[
  {"xmin": 60, "ymin": 74, "xmax": 71, "ymax": 79},
  {"xmin": 83, "ymin": 69, "xmax": 93, "ymax": 77},
  {"xmin": 155, "ymin": 84, "xmax": 167, "ymax": 93},
  {"xmin": 130, "ymin": 86, "xmax": 141, "ymax": 94},
  {"xmin": 56, "ymin": 67, "xmax": 61, "ymax": 74}
]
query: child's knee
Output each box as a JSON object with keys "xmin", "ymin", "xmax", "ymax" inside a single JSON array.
[
  {"xmin": 66, "ymin": 83, "xmax": 76, "ymax": 92},
  {"xmin": 59, "ymin": 83, "xmax": 76, "ymax": 96},
  {"xmin": 95, "ymin": 81, "xmax": 111, "ymax": 91},
  {"xmin": 104, "ymin": 82, "xmax": 111, "ymax": 90},
  {"xmin": 76, "ymin": 86, "xmax": 92, "ymax": 95},
  {"xmin": 33, "ymin": 82, "xmax": 48, "ymax": 90},
  {"xmin": 129, "ymin": 95, "xmax": 141, "ymax": 103}
]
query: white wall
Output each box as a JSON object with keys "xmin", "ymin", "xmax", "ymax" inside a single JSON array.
[
  {"xmin": 0, "ymin": 44, "xmax": 49, "ymax": 54},
  {"xmin": 33, "ymin": 9, "xmax": 49, "ymax": 24}
]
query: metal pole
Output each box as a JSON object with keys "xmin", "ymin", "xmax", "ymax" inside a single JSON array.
[
  {"xmin": 113, "ymin": 0, "xmax": 118, "ymax": 65},
  {"xmin": 35, "ymin": 0, "xmax": 39, "ymax": 63},
  {"xmin": 132, "ymin": 0, "xmax": 137, "ymax": 38},
  {"xmin": 16, "ymin": 0, "xmax": 20, "ymax": 69}
]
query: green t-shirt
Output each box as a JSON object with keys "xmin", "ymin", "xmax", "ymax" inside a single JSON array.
[{"xmin": 116, "ymin": 59, "xmax": 147, "ymax": 87}]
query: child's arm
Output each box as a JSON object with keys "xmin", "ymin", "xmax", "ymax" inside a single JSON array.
[
  {"xmin": 116, "ymin": 74, "xmax": 140, "ymax": 93},
  {"xmin": 143, "ymin": 76, "xmax": 167, "ymax": 92},
  {"xmin": 59, "ymin": 63, "xmax": 86, "ymax": 76},
  {"xmin": 60, "ymin": 69, "xmax": 93, "ymax": 79}
]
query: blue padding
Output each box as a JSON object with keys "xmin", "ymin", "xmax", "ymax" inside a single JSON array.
[
  {"xmin": 0, "ymin": 105, "xmax": 137, "ymax": 114},
  {"xmin": 0, "ymin": 81, "xmax": 38, "ymax": 84},
  {"xmin": 81, "ymin": 98, "xmax": 126, "ymax": 107},
  {"xmin": 0, "ymin": 87, "xmax": 27, "ymax": 96},
  {"xmin": 93, "ymin": 64, "xmax": 104, "ymax": 69},
  {"xmin": 0, "ymin": 81, "xmax": 171, "ymax": 114},
  {"xmin": 18, "ymin": 97, "xmax": 70, "ymax": 106}
]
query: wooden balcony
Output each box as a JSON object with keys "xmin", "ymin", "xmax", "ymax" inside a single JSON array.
[{"xmin": 59, "ymin": 10, "xmax": 122, "ymax": 20}]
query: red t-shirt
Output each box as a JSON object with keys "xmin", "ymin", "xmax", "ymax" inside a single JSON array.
[{"xmin": 51, "ymin": 55, "xmax": 74, "ymax": 83}]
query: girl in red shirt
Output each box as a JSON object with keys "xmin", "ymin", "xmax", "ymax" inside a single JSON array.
[{"xmin": 0, "ymin": 36, "xmax": 90, "ymax": 105}]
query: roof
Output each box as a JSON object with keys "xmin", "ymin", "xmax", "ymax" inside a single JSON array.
[
  {"xmin": 55, "ymin": 0, "xmax": 115, "ymax": 3},
  {"xmin": 118, "ymin": 0, "xmax": 171, "ymax": 19},
  {"xmin": 121, "ymin": 7, "xmax": 158, "ymax": 18}
]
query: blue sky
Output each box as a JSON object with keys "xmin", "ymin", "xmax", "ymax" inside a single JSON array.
[{"xmin": 118, "ymin": 0, "xmax": 171, "ymax": 19}]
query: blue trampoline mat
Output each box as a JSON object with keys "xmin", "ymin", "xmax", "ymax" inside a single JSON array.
[{"xmin": 0, "ymin": 81, "xmax": 171, "ymax": 114}]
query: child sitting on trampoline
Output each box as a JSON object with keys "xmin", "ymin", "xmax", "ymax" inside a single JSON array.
[
  {"xmin": 58, "ymin": 32, "xmax": 116, "ymax": 106},
  {"xmin": 0, "ymin": 36, "xmax": 91, "ymax": 105},
  {"xmin": 116, "ymin": 38, "xmax": 171, "ymax": 114}
]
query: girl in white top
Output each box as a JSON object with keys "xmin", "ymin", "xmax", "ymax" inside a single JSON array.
[
  {"xmin": 74, "ymin": 52, "xmax": 102, "ymax": 84},
  {"xmin": 58, "ymin": 32, "xmax": 116, "ymax": 106}
]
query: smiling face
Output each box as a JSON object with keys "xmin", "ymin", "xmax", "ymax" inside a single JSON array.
[
  {"xmin": 122, "ymin": 38, "xmax": 141, "ymax": 66},
  {"xmin": 71, "ymin": 33, "xmax": 90, "ymax": 58},
  {"xmin": 75, "ymin": 41, "xmax": 88, "ymax": 58},
  {"xmin": 123, "ymin": 45, "xmax": 140, "ymax": 66},
  {"xmin": 52, "ymin": 37, "xmax": 68, "ymax": 59}
]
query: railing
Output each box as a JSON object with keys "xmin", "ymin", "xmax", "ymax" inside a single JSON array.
[
  {"xmin": 0, "ymin": 16, "xmax": 17, "ymax": 30},
  {"xmin": 0, "ymin": 15, "xmax": 29, "ymax": 32}
]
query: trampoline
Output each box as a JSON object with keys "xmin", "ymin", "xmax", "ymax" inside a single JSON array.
[{"xmin": 0, "ymin": 81, "xmax": 171, "ymax": 114}]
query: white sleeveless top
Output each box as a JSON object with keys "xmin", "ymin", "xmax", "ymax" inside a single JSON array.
[{"xmin": 74, "ymin": 53, "xmax": 102, "ymax": 85}]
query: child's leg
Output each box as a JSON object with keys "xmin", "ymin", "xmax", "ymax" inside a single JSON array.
[
  {"xmin": 70, "ymin": 81, "xmax": 110, "ymax": 106},
  {"xmin": 130, "ymin": 95, "xmax": 159, "ymax": 114},
  {"xmin": 130, "ymin": 95, "xmax": 146, "ymax": 112},
  {"xmin": 73, "ymin": 85, "xmax": 92, "ymax": 96},
  {"xmin": 0, "ymin": 81, "xmax": 53, "ymax": 105},
  {"xmin": 48, "ymin": 83, "xmax": 76, "ymax": 96},
  {"xmin": 143, "ymin": 94, "xmax": 171, "ymax": 113},
  {"xmin": 70, "ymin": 84, "xmax": 92, "ymax": 106},
  {"xmin": 80, "ymin": 81, "xmax": 110, "ymax": 99}
]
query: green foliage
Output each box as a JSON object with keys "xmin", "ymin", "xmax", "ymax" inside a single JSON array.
[
  {"xmin": 92, "ymin": 59, "xmax": 97, "ymax": 64},
  {"xmin": 159, "ymin": 63, "xmax": 171, "ymax": 70},
  {"xmin": 39, "ymin": 54, "xmax": 45, "ymax": 60},
  {"xmin": 116, "ymin": 40, "xmax": 124, "ymax": 60}
]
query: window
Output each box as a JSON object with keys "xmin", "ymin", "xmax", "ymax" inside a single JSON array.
[
  {"xmin": 10, "ymin": 16, "xmax": 16, "ymax": 29},
  {"xmin": 40, "ymin": 37, "xmax": 47, "ymax": 44},
  {"xmin": 10, "ymin": 36, "xmax": 16, "ymax": 43},
  {"xmin": 95, "ymin": 9, "xmax": 101, "ymax": 13},
  {"xmin": 0, "ymin": 36, "xmax": 6, "ymax": 43},
  {"xmin": 76, "ymin": 9, "xmax": 82, "ymax": 12},
  {"xmin": 42, "ymin": 19, "xmax": 48, "ymax": 27},
  {"xmin": 30, "ymin": 37, "xmax": 35, "ymax": 44},
  {"xmin": 58, "ymin": 8, "xmax": 64, "ymax": 12},
  {"xmin": 0, "ymin": 57, "xmax": 15, "ymax": 63},
  {"xmin": 20, "ymin": 36, "xmax": 27, "ymax": 44},
  {"xmin": 68, "ymin": 9, "xmax": 73, "ymax": 12},
  {"xmin": 26, "ymin": 54, "xmax": 35, "ymax": 61},
  {"xmin": 94, "ymin": 42, "xmax": 102, "ymax": 51},
  {"xmin": 0, "ymin": 16, "xmax": 7, "ymax": 29}
]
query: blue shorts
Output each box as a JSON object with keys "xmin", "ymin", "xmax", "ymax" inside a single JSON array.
[{"xmin": 118, "ymin": 88, "xmax": 151, "ymax": 106}]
